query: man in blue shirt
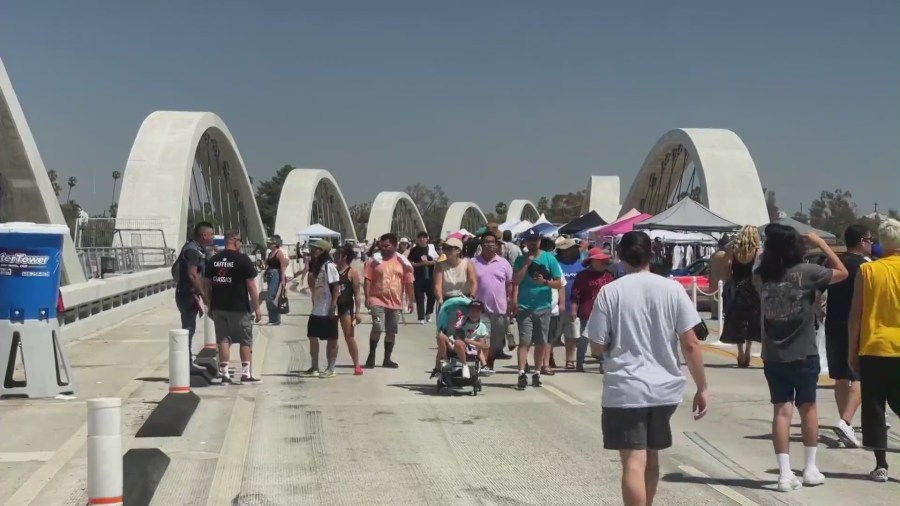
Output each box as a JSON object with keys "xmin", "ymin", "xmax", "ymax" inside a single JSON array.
[
  {"xmin": 512, "ymin": 229, "xmax": 563, "ymax": 390},
  {"xmin": 555, "ymin": 237, "xmax": 585, "ymax": 368}
]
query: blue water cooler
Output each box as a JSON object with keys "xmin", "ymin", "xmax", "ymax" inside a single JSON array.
[{"xmin": 0, "ymin": 222, "xmax": 75, "ymax": 398}]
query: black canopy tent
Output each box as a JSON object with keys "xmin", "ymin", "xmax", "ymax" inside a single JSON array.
[
  {"xmin": 634, "ymin": 197, "xmax": 741, "ymax": 233},
  {"xmin": 557, "ymin": 210, "xmax": 607, "ymax": 235}
]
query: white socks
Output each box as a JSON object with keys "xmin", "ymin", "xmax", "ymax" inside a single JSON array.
[
  {"xmin": 804, "ymin": 446, "xmax": 818, "ymax": 472},
  {"xmin": 776, "ymin": 453, "xmax": 792, "ymax": 477},
  {"xmin": 241, "ymin": 361, "xmax": 251, "ymax": 378}
]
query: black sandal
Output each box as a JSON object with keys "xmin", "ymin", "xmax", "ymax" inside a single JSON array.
[{"xmin": 565, "ymin": 361, "xmax": 576, "ymax": 370}]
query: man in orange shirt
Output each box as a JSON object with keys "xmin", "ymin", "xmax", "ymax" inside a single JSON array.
[
  {"xmin": 849, "ymin": 218, "xmax": 900, "ymax": 483},
  {"xmin": 364, "ymin": 233, "xmax": 415, "ymax": 369}
]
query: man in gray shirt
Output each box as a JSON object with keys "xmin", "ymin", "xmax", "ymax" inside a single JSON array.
[{"xmin": 585, "ymin": 231, "xmax": 708, "ymax": 506}]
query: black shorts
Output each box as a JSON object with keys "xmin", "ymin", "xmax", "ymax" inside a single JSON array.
[
  {"xmin": 307, "ymin": 315, "xmax": 339, "ymax": 340},
  {"xmin": 601, "ymin": 405, "xmax": 678, "ymax": 450},
  {"xmin": 337, "ymin": 303, "xmax": 354, "ymax": 317},
  {"xmin": 825, "ymin": 323, "xmax": 859, "ymax": 381},
  {"xmin": 859, "ymin": 356, "xmax": 900, "ymax": 449},
  {"xmin": 763, "ymin": 355, "xmax": 820, "ymax": 405}
]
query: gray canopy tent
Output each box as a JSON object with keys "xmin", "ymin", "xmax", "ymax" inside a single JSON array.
[
  {"xmin": 758, "ymin": 217, "xmax": 837, "ymax": 244},
  {"xmin": 634, "ymin": 197, "xmax": 741, "ymax": 233}
]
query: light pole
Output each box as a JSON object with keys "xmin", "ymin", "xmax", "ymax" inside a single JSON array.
[{"xmin": 111, "ymin": 171, "xmax": 121, "ymax": 206}]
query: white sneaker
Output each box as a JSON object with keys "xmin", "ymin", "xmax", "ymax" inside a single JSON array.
[
  {"xmin": 777, "ymin": 474, "xmax": 802, "ymax": 492},
  {"xmin": 833, "ymin": 419, "xmax": 859, "ymax": 448},
  {"xmin": 480, "ymin": 367, "xmax": 494, "ymax": 376},
  {"xmin": 802, "ymin": 468, "xmax": 825, "ymax": 486},
  {"xmin": 425, "ymin": 315, "xmax": 432, "ymax": 323},
  {"xmin": 870, "ymin": 467, "xmax": 889, "ymax": 482},
  {"xmin": 418, "ymin": 319, "xmax": 426, "ymax": 325}
]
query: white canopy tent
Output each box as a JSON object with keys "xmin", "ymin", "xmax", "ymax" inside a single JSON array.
[
  {"xmin": 499, "ymin": 219, "xmax": 521, "ymax": 232},
  {"xmin": 533, "ymin": 214, "xmax": 551, "ymax": 226},
  {"xmin": 297, "ymin": 223, "xmax": 341, "ymax": 239},
  {"xmin": 509, "ymin": 220, "xmax": 534, "ymax": 236},
  {"xmin": 645, "ymin": 229, "xmax": 717, "ymax": 244}
]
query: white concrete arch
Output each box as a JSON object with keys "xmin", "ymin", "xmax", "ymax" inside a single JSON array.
[
  {"xmin": 117, "ymin": 111, "xmax": 267, "ymax": 250},
  {"xmin": 366, "ymin": 191, "xmax": 427, "ymax": 242},
  {"xmin": 273, "ymin": 168, "xmax": 356, "ymax": 242},
  {"xmin": 507, "ymin": 199, "xmax": 539, "ymax": 223},
  {"xmin": 620, "ymin": 128, "xmax": 768, "ymax": 226},
  {"xmin": 441, "ymin": 202, "xmax": 487, "ymax": 237},
  {"xmin": 0, "ymin": 57, "xmax": 86, "ymax": 284},
  {"xmin": 580, "ymin": 176, "xmax": 622, "ymax": 222}
]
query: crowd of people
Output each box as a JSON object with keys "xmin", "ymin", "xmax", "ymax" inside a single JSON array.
[{"xmin": 172, "ymin": 215, "xmax": 900, "ymax": 502}]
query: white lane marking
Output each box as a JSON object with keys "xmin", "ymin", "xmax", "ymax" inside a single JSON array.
[
  {"xmin": 678, "ymin": 465, "xmax": 760, "ymax": 506},
  {"xmin": 0, "ymin": 452, "xmax": 55, "ymax": 463},
  {"xmin": 205, "ymin": 329, "xmax": 269, "ymax": 506},
  {"xmin": 7, "ymin": 346, "xmax": 170, "ymax": 505},
  {"xmin": 542, "ymin": 384, "xmax": 584, "ymax": 405},
  {"xmin": 118, "ymin": 339, "xmax": 168, "ymax": 343}
]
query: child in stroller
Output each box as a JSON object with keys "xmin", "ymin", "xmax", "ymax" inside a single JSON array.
[{"xmin": 431, "ymin": 298, "xmax": 490, "ymax": 394}]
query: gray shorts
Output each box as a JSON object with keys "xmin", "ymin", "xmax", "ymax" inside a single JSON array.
[
  {"xmin": 554, "ymin": 313, "xmax": 578, "ymax": 343},
  {"xmin": 516, "ymin": 307, "xmax": 551, "ymax": 347},
  {"xmin": 481, "ymin": 312, "xmax": 509, "ymax": 351},
  {"xmin": 212, "ymin": 310, "xmax": 253, "ymax": 346},
  {"xmin": 371, "ymin": 306, "xmax": 400, "ymax": 334}
]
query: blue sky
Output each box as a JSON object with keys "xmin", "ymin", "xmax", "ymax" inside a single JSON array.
[{"xmin": 1, "ymin": 1, "xmax": 897, "ymax": 217}]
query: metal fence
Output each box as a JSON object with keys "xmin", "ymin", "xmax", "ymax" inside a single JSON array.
[{"xmin": 74, "ymin": 218, "xmax": 175, "ymax": 279}]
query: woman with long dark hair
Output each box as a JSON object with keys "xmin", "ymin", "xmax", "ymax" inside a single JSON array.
[
  {"xmin": 754, "ymin": 224, "xmax": 847, "ymax": 492},
  {"xmin": 335, "ymin": 245, "xmax": 363, "ymax": 375}
]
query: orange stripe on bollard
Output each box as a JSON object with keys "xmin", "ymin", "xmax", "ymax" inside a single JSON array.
[
  {"xmin": 169, "ymin": 386, "xmax": 190, "ymax": 393},
  {"xmin": 88, "ymin": 496, "xmax": 123, "ymax": 504}
]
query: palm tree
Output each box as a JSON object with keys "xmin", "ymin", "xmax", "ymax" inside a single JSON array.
[
  {"xmin": 111, "ymin": 170, "xmax": 121, "ymax": 205},
  {"xmin": 66, "ymin": 177, "xmax": 77, "ymax": 203}
]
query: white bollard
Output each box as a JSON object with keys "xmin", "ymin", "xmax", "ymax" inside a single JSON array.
[
  {"xmin": 717, "ymin": 280, "xmax": 725, "ymax": 331},
  {"xmin": 203, "ymin": 314, "xmax": 216, "ymax": 350},
  {"xmin": 691, "ymin": 276, "xmax": 698, "ymax": 309},
  {"xmin": 169, "ymin": 329, "xmax": 190, "ymax": 393},
  {"xmin": 87, "ymin": 398, "xmax": 123, "ymax": 506}
]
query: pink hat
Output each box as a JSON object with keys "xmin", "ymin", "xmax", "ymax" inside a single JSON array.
[{"xmin": 582, "ymin": 247, "xmax": 611, "ymax": 266}]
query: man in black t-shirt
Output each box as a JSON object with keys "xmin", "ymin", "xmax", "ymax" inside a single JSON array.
[
  {"xmin": 175, "ymin": 222, "xmax": 214, "ymax": 367},
  {"xmin": 408, "ymin": 231, "xmax": 437, "ymax": 323},
  {"xmin": 825, "ymin": 224, "xmax": 873, "ymax": 447},
  {"xmin": 204, "ymin": 230, "xmax": 262, "ymax": 384}
]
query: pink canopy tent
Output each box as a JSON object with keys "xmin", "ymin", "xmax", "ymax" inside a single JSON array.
[{"xmin": 591, "ymin": 213, "xmax": 653, "ymax": 237}]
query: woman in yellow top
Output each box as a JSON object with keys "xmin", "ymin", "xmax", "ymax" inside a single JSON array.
[{"xmin": 849, "ymin": 218, "xmax": 900, "ymax": 483}]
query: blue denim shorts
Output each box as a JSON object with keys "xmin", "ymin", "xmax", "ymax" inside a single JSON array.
[{"xmin": 763, "ymin": 355, "xmax": 820, "ymax": 405}]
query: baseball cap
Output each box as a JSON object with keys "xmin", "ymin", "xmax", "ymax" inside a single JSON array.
[
  {"xmin": 399, "ymin": 237, "xmax": 410, "ymax": 244},
  {"xmin": 312, "ymin": 239, "xmax": 333, "ymax": 253},
  {"xmin": 443, "ymin": 237, "xmax": 464, "ymax": 250},
  {"xmin": 521, "ymin": 229, "xmax": 542, "ymax": 241},
  {"xmin": 555, "ymin": 237, "xmax": 577, "ymax": 250},
  {"xmin": 468, "ymin": 300, "xmax": 484, "ymax": 309}
]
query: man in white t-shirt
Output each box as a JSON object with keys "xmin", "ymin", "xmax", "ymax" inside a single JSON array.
[
  {"xmin": 305, "ymin": 239, "xmax": 341, "ymax": 378},
  {"xmin": 586, "ymin": 231, "xmax": 708, "ymax": 506}
]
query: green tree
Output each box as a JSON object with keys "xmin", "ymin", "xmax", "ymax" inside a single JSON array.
[
  {"xmin": 254, "ymin": 164, "xmax": 295, "ymax": 235},
  {"xmin": 59, "ymin": 201, "xmax": 81, "ymax": 238},
  {"xmin": 792, "ymin": 210, "xmax": 810, "ymax": 224},
  {"xmin": 536, "ymin": 196, "xmax": 550, "ymax": 215},
  {"xmin": 404, "ymin": 183, "xmax": 449, "ymax": 238},
  {"xmin": 546, "ymin": 191, "xmax": 586, "ymax": 224},
  {"xmin": 808, "ymin": 189, "xmax": 858, "ymax": 237},
  {"xmin": 349, "ymin": 202, "xmax": 371, "ymax": 239},
  {"xmin": 494, "ymin": 202, "xmax": 508, "ymax": 223},
  {"xmin": 762, "ymin": 187, "xmax": 780, "ymax": 222},
  {"xmin": 47, "ymin": 169, "xmax": 62, "ymax": 196}
]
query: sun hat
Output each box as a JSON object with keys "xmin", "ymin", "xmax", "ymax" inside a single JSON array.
[
  {"xmin": 555, "ymin": 237, "xmax": 577, "ymax": 250},
  {"xmin": 582, "ymin": 247, "xmax": 611, "ymax": 266},
  {"xmin": 443, "ymin": 237, "xmax": 464, "ymax": 250},
  {"xmin": 399, "ymin": 237, "xmax": 410, "ymax": 244},
  {"xmin": 312, "ymin": 239, "xmax": 333, "ymax": 253}
]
